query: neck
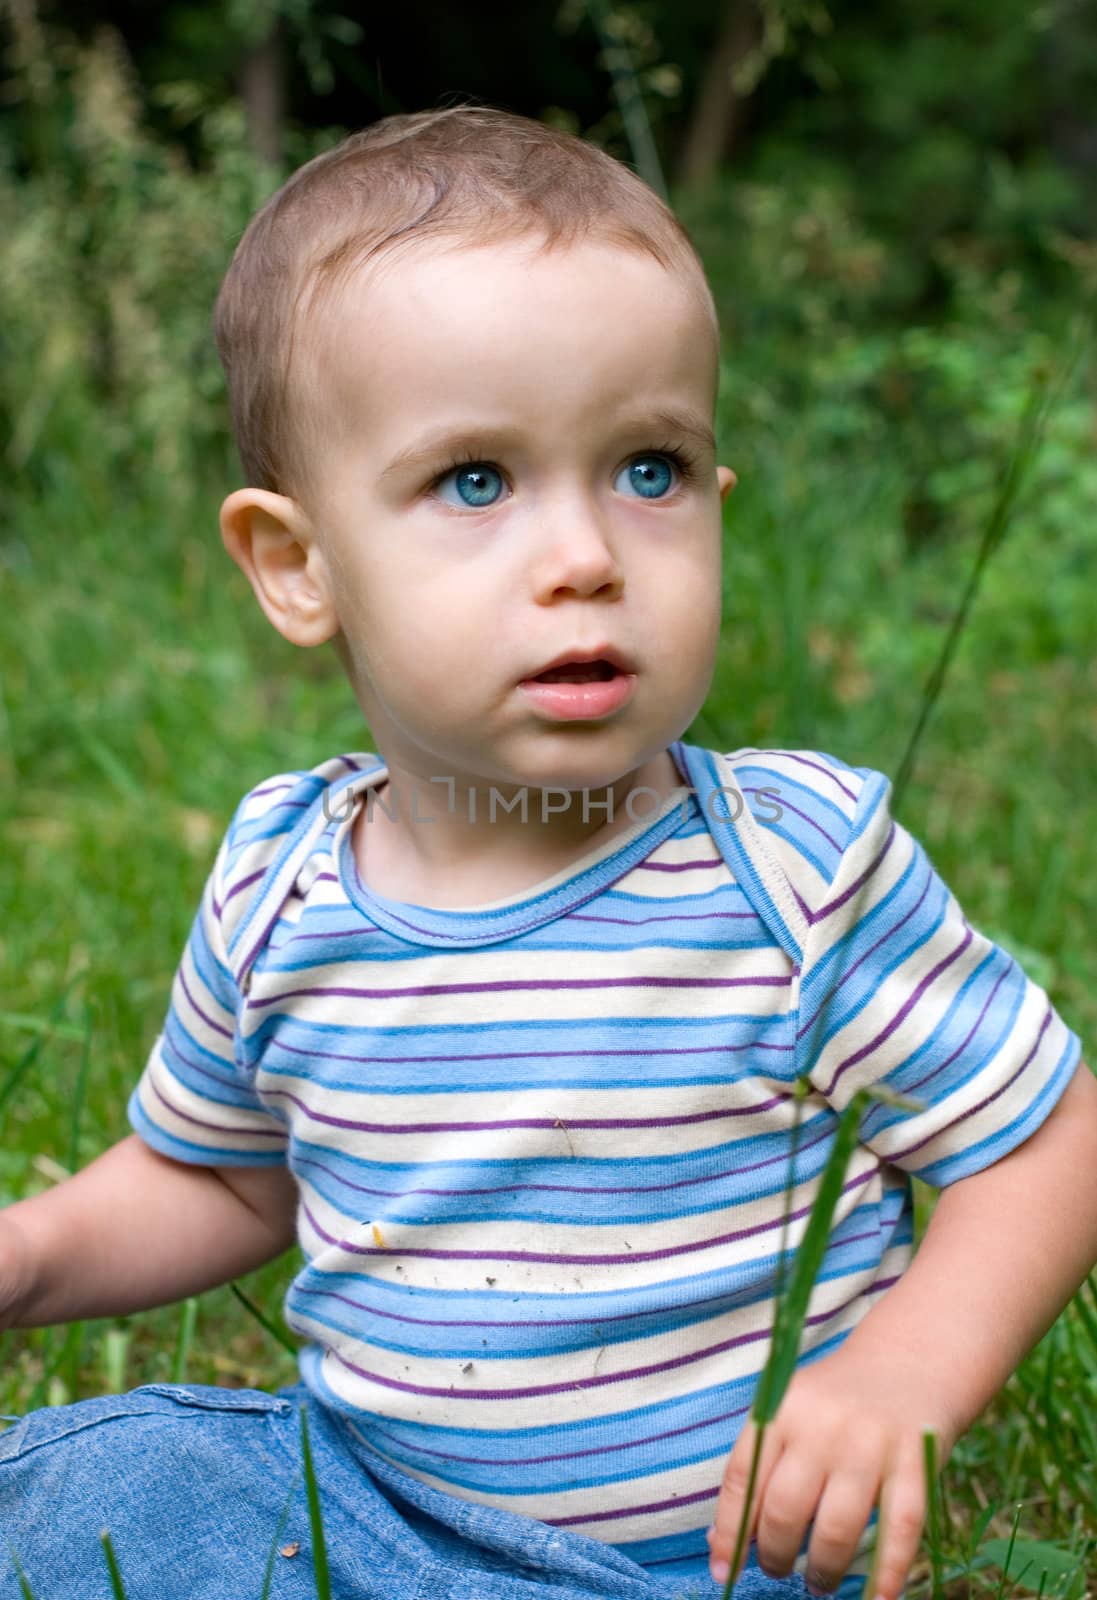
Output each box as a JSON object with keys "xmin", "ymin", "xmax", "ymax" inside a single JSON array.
[{"xmin": 352, "ymin": 747, "xmax": 687, "ymax": 909}]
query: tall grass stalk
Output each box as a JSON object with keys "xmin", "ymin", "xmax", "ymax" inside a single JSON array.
[
  {"xmin": 230, "ymin": 1280, "xmax": 299, "ymax": 1356},
  {"xmin": 258, "ymin": 1485, "xmax": 297, "ymax": 1600},
  {"xmin": 298, "ymin": 1403, "xmax": 332, "ymax": 1600},
  {"xmin": 891, "ymin": 335, "xmax": 1086, "ymax": 814},
  {"xmin": 584, "ymin": 0, "xmax": 667, "ymax": 200},
  {"xmin": 0, "ymin": 974, "xmax": 85, "ymax": 1120},
  {"xmin": 171, "ymin": 1297, "xmax": 198, "ymax": 1383},
  {"xmin": 99, "ymin": 1529, "xmax": 129, "ymax": 1599},
  {"xmin": 923, "ymin": 1430, "xmax": 945, "ymax": 1600},
  {"xmin": 719, "ymin": 1079, "xmax": 927, "ymax": 1600},
  {"xmin": 7, "ymin": 1548, "xmax": 38, "ymax": 1600}
]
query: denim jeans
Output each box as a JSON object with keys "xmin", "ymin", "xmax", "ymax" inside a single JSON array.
[{"xmin": 0, "ymin": 1380, "xmax": 824, "ymax": 1600}]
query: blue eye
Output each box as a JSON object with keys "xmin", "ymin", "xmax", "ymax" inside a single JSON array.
[
  {"xmin": 616, "ymin": 454, "xmax": 677, "ymax": 499},
  {"xmin": 436, "ymin": 463, "xmax": 506, "ymax": 509}
]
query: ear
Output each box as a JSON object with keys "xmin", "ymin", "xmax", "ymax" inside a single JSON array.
[
  {"xmin": 717, "ymin": 466, "xmax": 738, "ymax": 503},
  {"xmin": 220, "ymin": 488, "xmax": 339, "ymax": 647}
]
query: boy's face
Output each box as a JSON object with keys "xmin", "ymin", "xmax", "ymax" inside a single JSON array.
[{"xmin": 233, "ymin": 236, "xmax": 734, "ymax": 802}]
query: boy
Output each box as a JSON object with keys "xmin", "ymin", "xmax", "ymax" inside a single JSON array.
[{"xmin": 2, "ymin": 104, "xmax": 1096, "ymax": 1600}]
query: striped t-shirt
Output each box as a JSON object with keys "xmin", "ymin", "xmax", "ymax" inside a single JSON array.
[{"xmin": 128, "ymin": 740, "xmax": 1080, "ymax": 1586}]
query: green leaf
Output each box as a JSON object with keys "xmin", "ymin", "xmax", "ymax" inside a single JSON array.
[
  {"xmin": 229, "ymin": 1281, "xmax": 299, "ymax": 1356},
  {"xmin": 7, "ymin": 1547, "xmax": 39, "ymax": 1600},
  {"xmin": 171, "ymin": 1297, "xmax": 199, "ymax": 1384},
  {"xmin": 299, "ymin": 1404, "xmax": 331, "ymax": 1600},
  {"xmin": 99, "ymin": 1529, "xmax": 130, "ymax": 1599},
  {"xmin": 258, "ymin": 1484, "xmax": 297, "ymax": 1600},
  {"xmin": 978, "ymin": 1536, "xmax": 1088, "ymax": 1599}
]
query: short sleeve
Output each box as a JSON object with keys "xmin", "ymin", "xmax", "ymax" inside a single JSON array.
[
  {"xmin": 794, "ymin": 769, "xmax": 1082, "ymax": 1187},
  {"xmin": 127, "ymin": 812, "xmax": 289, "ymax": 1168}
]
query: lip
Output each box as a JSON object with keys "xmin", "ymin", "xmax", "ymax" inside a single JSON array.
[
  {"xmin": 522, "ymin": 643, "xmax": 637, "ymax": 679},
  {"xmin": 518, "ymin": 674, "xmax": 636, "ymax": 720}
]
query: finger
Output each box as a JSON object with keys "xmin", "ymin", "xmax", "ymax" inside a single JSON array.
[
  {"xmin": 863, "ymin": 1450, "xmax": 928, "ymax": 1600},
  {"xmin": 750, "ymin": 1443, "xmax": 827, "ymax": 1581},
  {"xmin": 709, "ymin": 1420, "xmax": 785, "ymax": 1584},
  {"xmin": 801, "ymin": 1460, "xmax": 881, "ymax": 1594}
]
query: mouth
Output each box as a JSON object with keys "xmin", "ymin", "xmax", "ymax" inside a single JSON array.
[
  {"xmin": 523, "ymin": 645, "xmax": 636, "ymax": 684},
  {"xmin": 518, "ymin": 652, "xmax": 637, "ymax": 720},
  {"xmin": 529, "ymin": 659, "xmax": 621, "ymax": 684}
]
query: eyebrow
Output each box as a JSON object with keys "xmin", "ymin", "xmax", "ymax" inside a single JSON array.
[{"xmin": 378, "ymin": 408, "xmax": 717, "ymax": 482}]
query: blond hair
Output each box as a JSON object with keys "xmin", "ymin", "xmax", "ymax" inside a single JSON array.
[{"xmin": 213, "ymin": 102, "xmax": 718, "ymax": 499}]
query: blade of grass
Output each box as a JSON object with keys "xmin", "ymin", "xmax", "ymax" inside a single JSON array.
[
  {"xmin": 229, "ymin": 1281, "xmax": 298, "ymax": 1356},
  {"xmin": 61, "ymin": 1318, "xmax": 86, "ymax": 1406},
  {"xmin": 923, "ymin": 1428, "xmax": 945, "ymax": 1600},
  {"xmin": 64, "ymin": 1001, "xmax": 92, "ymax": 1179},
  {"xmin": 1041, "ymin": 1317, "xmax": 1060, "ymax": 1460},
  {"xmin": 995, "ymin": 1504, "xmax": 1024, "ymax": 1600},
  {"xmin": 298, "ymin": 1403, "xmax": 331, "ymax": 1600},
  {"xmin": 754, "ymin": 1082, "xmax": 926, "ymax": 1419},
  {"xmin": 258, "ymin": 1482, "xmax": 297, "ymax": 1600},
  {"xmin": 7, "ymin": 1546, "xmax": 39, "ymax": 1599},
  {"xmin": 1075, "ymin": 1273, "xmax": 1097, "ymax": 1359},
  {"xmin": 1039, "ymin": 1318, "xmax": 1091, "ymax": 1507},
  {"xmin": 584, "ymin": 0, "xmax": 668, "ymax": 201},
  {"xmin": 99, "ymin": 1529, "xmax": 129, "ymax": 1599},
  {"xmin": 171, "ymin": 1297, "xmax": 199, "ymax": 1383},
  {"xmin": 101, "ymin": 1325, "xmax": 130, "ymax": 1393},
  {"xmin": 720, "ymin": 1080, "xmax": 926, "ymax": 1599},
  {"xmin": 0, "ymin": 972, "xmax": 86, "ymax": 1117},
  {"xmin": 0, "ymin": 1013, "xmax": 86, "ymax": 1041},
  {"xmin": 891, "ymin": 337, "xmax": 1085, "ymax": 814},
  {"xmin": 25, "ymin": 1328, "xmax": 58, "ymax": 1413}
]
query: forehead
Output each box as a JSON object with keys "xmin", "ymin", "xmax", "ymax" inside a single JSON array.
[{"xmin": 305, "ymin": 237, "xmax": 718, "ymax": 439}]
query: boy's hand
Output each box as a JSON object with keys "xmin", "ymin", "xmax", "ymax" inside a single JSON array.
[{"xmin": 707, "ymin": 1343, "xmax": 958, "ymax": 1600}]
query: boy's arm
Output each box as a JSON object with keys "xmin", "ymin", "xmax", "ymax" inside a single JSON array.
[
  {"xmin": 0, "ymin": 1132, "xmax": 298, "ymax": 1330},
  {"xmin": 831, "ymin": 1057, "xmax": 1097, "ymax": 1439},
  {"xmin": 709, "ymin": 1060, "xmax": 1097, "ymax": 1599}
]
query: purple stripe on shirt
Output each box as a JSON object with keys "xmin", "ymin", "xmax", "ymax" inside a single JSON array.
[
  {"xmin": 903, "ymin": 963, "xmax": 1010, "ymax": 1097},
  {"xmin": 261, "ymin": 1086, "xmax": 799, "ymax": 1138},
  {"xmin": 369, "ymin": 1396, "xmax": 749, "ymax": 1470},
  {"xmin": 819, "ymin": 925, "xmax": 974, "ymax": 1099},
  {"xmin": 792, "ymin": 885, "xmax": 812, "ymax": 925},
  {"xmin": 291, "ymin": 1111, "xmax": 832, "ymax": 1205},
  {"xmin": 248, "ymin": 780, "xmax": 300, "ymax": 801},
  {"xmin": 223, "ymin": 865, "xmax": 267, "ymax": 908},
  {"xmin": 325, "ymin": 1284, "xmax": 867, "ymax": 1401},
  {"xmin": 742, "ymin": 789, "xmax": 842, "ymax": 854},
  {"xmin": 795, "ymin": 858, "xmax": 934, "ymax": 1042},
  {"xmin": 299, "ymin": 1167, "xmax": 874, "ymax": 1269},
  {"xmin": 548, "ymin": 1481, "xmax": 719, "ymax": 1526},
  {"xmin": 891, "ymin": 1005, "xmax": 1052, "ymax": 1164},
  {"xmin": 271, "ymin": 1035, "xmax": 793, "ymax": 1071},
  {"xmin": 149, "ymin": 1078, "xmax": 287, "ymax": 1142},
  {"xmin": 636, "ymin": 857, "xmax": 724, "ymax": 873},
  {"xmin": 568, "ymin": 909, "xmax": 758, "ymax": 926},
  {"xmin": 177, "ymin": 962, "xmax": 233, "ymax": 1042},
  {"xmin": 286, "ymin": 908, "xmax": 761, "ymax": 938},
  {"xmin": 247, "ymin": 972, "xmax": 791, "ymax": 1011},
  {"xmin": 810, "ymin": 820, "xmax": 896, "ymax": 926},
  {"xmin": 743, "ymin": 751, "xmax": 858, "ymax": 805}
]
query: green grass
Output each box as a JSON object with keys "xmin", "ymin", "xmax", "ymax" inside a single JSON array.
[{"xmin": 1, "ymin": 155, "xmax": 1096, "ymax": 1599}]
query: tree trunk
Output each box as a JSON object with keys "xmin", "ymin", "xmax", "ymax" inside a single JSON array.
[
  {"xmin": 676, "ymin": 0, "xmax": 761, "ymax": 192},
  {"xmin": 240, "ymin": 20, "xmax": 284, "ymax": 168}
]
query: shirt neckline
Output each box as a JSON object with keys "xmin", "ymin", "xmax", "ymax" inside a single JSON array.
[{"xmin": 333, "ymin": 740, "xmax": 701, "ymax": 949}]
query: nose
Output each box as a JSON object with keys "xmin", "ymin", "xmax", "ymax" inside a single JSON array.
[{"xmin": 529, "ymin": 497, "xmax": 625, "ymax": 604}]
